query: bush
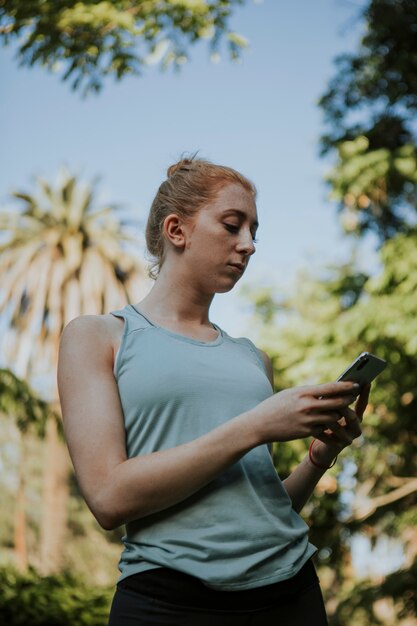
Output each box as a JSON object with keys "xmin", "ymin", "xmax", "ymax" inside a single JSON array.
[{"xmin": 0, "ymin": 566, "xmax": 113, "ymax": 626}]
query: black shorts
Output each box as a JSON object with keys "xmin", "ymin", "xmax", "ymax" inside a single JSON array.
[{"xmin": 108, "ymin": 557, "xmax": 329, "ymax": 625}]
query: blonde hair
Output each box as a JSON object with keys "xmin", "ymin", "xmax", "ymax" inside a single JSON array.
[{"xmin": 145, "ymin": 155, "xmax": 257, "ymax": 280}]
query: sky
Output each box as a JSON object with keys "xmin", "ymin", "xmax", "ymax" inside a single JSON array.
[{"xmin": 0, "ymin": 0, "xmax": 379, "ymax": 339}]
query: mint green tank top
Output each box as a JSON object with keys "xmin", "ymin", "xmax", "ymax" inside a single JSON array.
[{"xmin": 110, "ymin": 304, "xmax": 316, "ymax": 591}]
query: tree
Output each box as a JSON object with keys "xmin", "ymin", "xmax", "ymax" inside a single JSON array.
[
  {"xmin": 0, "ymin": 368, "xmax": 61, "ymax": 571},
  {"xmin": 240, "ymin": 4, "xmax": 417, "ymax": 621},
  {"xmin": 0, "ymin": 564, "xmax": 113, "ymax": 626},
  {"xmin": 0, "ymin": 0, "xmax": 249, "ymax": 96},
  {"xmin": 0, "ymin": 368, "xmax": 60, "ymax": 438},
  {"xmin": 247, "ymin": 233, "xmax": 417, "ymax": 623},
  {"xmin": 0, "ymin": 167, "xmax": 146, "ymax": 573},
  {"xmin": 318, "ymin": 0, "xmax": 417, "ymax": 242}
]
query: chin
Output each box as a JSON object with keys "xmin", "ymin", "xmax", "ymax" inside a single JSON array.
[
  {"xmin": 215, "ymin": 279, "xmax": 240, "ymax": 294},
  {"xmin": 202, "ymin": 271, "xmax": 241, "ymax": 294}
]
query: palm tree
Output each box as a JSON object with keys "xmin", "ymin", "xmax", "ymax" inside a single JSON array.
[{"xmin": 0, "ymin": 167, "xmax": 147, "ymax": 573}]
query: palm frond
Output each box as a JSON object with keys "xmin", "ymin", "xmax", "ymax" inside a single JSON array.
[{"xmin": 0, "ymin": 169, "xmax": 146, "ymax": 385}]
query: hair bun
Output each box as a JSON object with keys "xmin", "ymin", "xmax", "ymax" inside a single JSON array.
[{"xmin": 167, "ymin": 158, "xmax": 194, "ymax": 178}]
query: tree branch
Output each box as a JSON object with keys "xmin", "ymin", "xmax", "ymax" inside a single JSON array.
[{"xmin": 347, "ymin": 478, "xmax": 417, "ymax": 521}]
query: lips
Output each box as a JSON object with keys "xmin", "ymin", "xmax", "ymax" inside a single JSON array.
[{"xmin": 229, "ymin": 263, "xmax": 245, "ymax": 273}]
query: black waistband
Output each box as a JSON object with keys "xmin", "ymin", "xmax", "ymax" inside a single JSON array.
[{"xmin": 117, "ymin": 558, "xmax": 319, "ymax": 612}]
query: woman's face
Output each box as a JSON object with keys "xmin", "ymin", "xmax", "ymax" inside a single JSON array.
[{"xmin": 180, "ymin": 182, "xmax": 259, "ymax": 293}]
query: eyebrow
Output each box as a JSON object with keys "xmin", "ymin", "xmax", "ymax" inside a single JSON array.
[{"xmin": 222, "ymin": 209, "xmax": 259, "ymax": 229}]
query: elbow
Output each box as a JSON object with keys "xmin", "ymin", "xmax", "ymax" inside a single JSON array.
[
  {"xmin": 92, "ymin": 501, "xmax": 116, "ymax": 530},
  {"xmin": 90, "ymin": 477, "xmax": 152, "ymax": 529},
  {"xmin": 95, "ymin": 506, "xmax": 145, "ymax": 531},
  {"xmin": 90, "ymin": 486, "xmax": 124, "ymax": 531},
  {"xmin": 94, "ymin": 505, "xmax": 123, "ymax": 531},
  {"xmin": 98, "ymin": 501, "xmax": 127, "ymax": 531},
  {"xmin": 92, "ymin": 485, "xmax": 146, "ymax": 530},
  {"xmin": 95, "ymin": 503, "xmax": 153, "ymax": 530},
  {"xmin": 88, "ymin": 499, "xmax": 117, "ymax": 531},
  {"xmin": 97, "ymin": 515, "xmax": 120, "ymax": 532}
]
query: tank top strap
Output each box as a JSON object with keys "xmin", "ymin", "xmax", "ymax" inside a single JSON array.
[
  {"xmin": 109, "ymin": 303, "xmax": 152, "ymax": 332},
  {"xmin": 109, "ymin": 304, "xmax": 153, "ymax": 380}
]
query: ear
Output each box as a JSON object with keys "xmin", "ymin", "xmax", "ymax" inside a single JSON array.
[{"xmin": 162, "ymin": 213, "xmax": 189, "ymax": 250}]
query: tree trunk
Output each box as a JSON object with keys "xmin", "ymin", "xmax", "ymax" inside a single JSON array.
[
  {"xmin": 14, "ymin": 433, "xmax": 28, "ymax": 571},
  {"xmin": 39, "ymin": 414, "xmax": 71, "ymax": 574}
]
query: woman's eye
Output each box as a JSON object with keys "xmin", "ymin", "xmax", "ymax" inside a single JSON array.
[{"xmin": 224, "ymin": 224, "xmax": 258, "ymax": 243}]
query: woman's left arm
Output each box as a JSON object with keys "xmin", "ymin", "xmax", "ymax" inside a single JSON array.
[
  {"xmin": 282, "ymin": 385, "xmax": 371, "ymax": 513},
  {"xmin": 257, "ymin": 348, "xmax": 371, "ymax": 514}
]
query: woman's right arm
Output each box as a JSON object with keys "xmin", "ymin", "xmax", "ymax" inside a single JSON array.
[{"xmin": 57, "ymin": 316, "xmax": 359, "ymax": 530}]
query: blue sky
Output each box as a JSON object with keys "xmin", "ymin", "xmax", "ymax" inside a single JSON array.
[{"xmin": 0, "ymin": 0, "xmax": 378, "ymax": 336}]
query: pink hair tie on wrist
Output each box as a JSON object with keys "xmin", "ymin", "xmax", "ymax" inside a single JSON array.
[{"xmin": 309, "ymin": 439, "xmax": 338, "ymax": 470}]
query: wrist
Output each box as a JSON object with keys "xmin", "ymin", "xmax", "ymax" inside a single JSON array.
[
  {"xmin": 240, "ymin": 406, "xmax": 273, "ymax": 447},
  {"xmin": 308, "ymin": 439, "xmax": 338, "ymax": 470},
  {"xmin": 233, "ymin": 409, "xmax": 264, "ymax": 450}
]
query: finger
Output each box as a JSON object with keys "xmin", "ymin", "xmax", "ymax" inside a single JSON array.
[
  {"xmin": 338, "ymin": 406, "xmax": 358, "ymax": 424},
  {"xmin": 338, "ymin": 415, "xmax": 347, "ymax": 427},
  {"xmin": 355, "ymin": 383, "xmax": 371, "ymax": 419},
  {"xmin": 309, "ymin": 411, "xmax": 349, "ymax": 428},
  {"xmin": 323, "ymin": 420, "xmax": 353, "ymax": 444},
  {"xmin": 313, "ymin": 431, "xmax": 340, "ymax": 447},
  {"xmin": 311, "ymin": 394, "xmax": 357, "ymax": 411},
  {"xmin": 309, "ymin": 381, "xmax": 360, "ymax": 398},
  {"xmin": 329, "ymin": 411, "xmax": 362, "ymax": 439},
  {"xmin": 311, "ymin": 422, "xmax": 339, "ymax": 442}
]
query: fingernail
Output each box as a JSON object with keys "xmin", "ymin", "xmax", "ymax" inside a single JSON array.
[{"xmin": 352, "ymin": 383, "xmax": 360, "ymax": 389}]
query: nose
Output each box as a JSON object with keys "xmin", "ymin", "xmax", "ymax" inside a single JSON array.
[{"xmin": 236, "ymin": 230, "xmax": 256, "ymax": 256}]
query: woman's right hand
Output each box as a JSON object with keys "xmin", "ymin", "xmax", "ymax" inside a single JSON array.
[{"xmin": 249, "ymin": 381, "xmax": 360, "ymax": 444}]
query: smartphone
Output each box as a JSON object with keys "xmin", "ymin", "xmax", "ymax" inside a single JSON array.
[{"xmin": 337, "ymin": 352, "xmax": 387, "ymax": 388}]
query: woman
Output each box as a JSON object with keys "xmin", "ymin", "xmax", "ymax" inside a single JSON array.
[{"xmin": 57, "ymin": 157, "xmax": 369, "ymax": 625}]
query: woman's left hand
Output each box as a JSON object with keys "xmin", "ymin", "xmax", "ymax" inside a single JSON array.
[{"xmin": 310, "ymin": 383, "xmax": 371, "ymax": 467}]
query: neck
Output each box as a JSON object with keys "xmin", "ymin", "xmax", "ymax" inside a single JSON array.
[{"xmin": 138, "ymin": 265, "xmax": 215, "ymax": 326}]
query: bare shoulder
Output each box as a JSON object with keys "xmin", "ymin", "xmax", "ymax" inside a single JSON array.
[
  {"xmin": 61, "ymin": 314, "xmax": 110, "ymax": 350},
  {"xmin": 256, "ymin": 348, "xmax": 274, "ymax": 389},
  {"xmin": 60, "ymin": 314, "xmax": 122, "ymax": 359}
]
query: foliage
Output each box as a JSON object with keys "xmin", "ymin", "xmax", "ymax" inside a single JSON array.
[
  {"xmin": 0, "ymin": 565, "xmax": 113, "ymax": 626},
  {"xmin": 318, "ymin": 0, "xmax": 417, "ymax": 241},
  {"xmin": 0, "ymin": 368, "xmax": 62, "ymax": 438},
  {"xmin": 248, "ymin": 230, "xmax": 417, "ymax": 624},
  {"xmin": 272, "ymin": 3, "xmax": 417, "ymax": 620},
  {"xmin": 332, "ymin": 557, "xmax": 417, "ymax": 626},
  {"xmin": 0, "ymin": 166, "xmax": 145, "ymax": 379},
  {"xmin": 0, "ymin": 420, "xmax": 121, "ymax": 587},
  {"xmin": 0, "ymin": 0, "xmax": 249, "ymax": 96},
  {"xmin": 0, "ymin": 167, "xmax": 146, "ymax": 574}
]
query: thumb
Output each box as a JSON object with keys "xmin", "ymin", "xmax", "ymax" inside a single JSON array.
[{"xmin": 355, "ymin": 383, "xmax": 371, "ymax": 419}]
